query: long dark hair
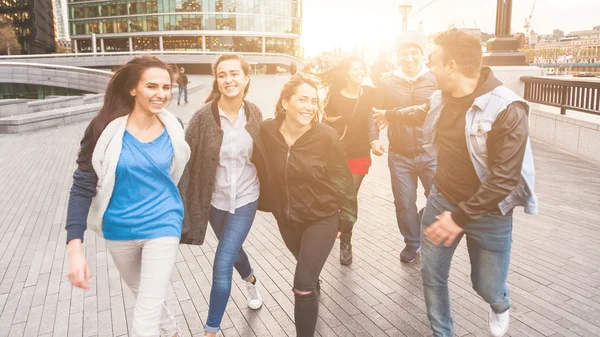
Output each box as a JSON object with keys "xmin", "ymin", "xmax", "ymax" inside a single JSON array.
[
  {"xmin": 274, "ymin": 72, "xmax": 321, "ymax": 122},
  {"xmin": 76, "ymin": 55, "xmax": 174, "ymax": 170},
  {"xmin": 205, "ymin": 54, "xmax": 251, "ymax": 103},
  {"xmin": 313, "ymin": 56, "xmax": 365, "ymax": 108}
]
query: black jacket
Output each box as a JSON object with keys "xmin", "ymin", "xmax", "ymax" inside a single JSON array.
[
  {"xmin": 323, "ymin": 85, "xmax": 384, "ymax": 159},
  {"xmin": 255, "ymin": 117, "xmax": 357, "ymax": 233},
  {"xmin": 373, "ymin": 70, "xmax": 437, "ymax": 156}
]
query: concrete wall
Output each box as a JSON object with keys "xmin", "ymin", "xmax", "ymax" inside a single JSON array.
[
  {"xmin": 0, "ymin": 65, "xmax": 110, "ymax": 93},
  {"xmin": 0, "ymin": 101, "xmax": 29, "ymax": 118},
  {"xmin": 28, "ymin": 96, "xmax": 85, "ymax": 113},
  {"xmin": 530, "ymin": 104, "xmax": 600, "ymax": 163},
  {"xmin": 491, "ymin": 66, "xmax": 543, "ymax": 96},
  {"xmin": 0, "ymin": 103, "xmax": 102, "ymax": 134}
]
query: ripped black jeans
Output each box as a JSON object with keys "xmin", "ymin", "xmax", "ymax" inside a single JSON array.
[{"xmin": 277, "ymin": 214, "xmax": 339, "ymax": 337}]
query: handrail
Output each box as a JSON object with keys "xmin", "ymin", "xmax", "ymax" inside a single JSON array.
[
  {"xmin": 0, "ymin": 62, "xmax": 113, "ymax": 76},
  {"xmin": 521, "ymin": 76, "xmax": 600, "ymax": 115},
  {"xmin": 0, "ymin": 51, "xmax": 305, "ymax": 65}
]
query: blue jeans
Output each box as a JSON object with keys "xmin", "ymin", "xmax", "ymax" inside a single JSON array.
[
  {"xmin": 421, "ymin": 185, "xmax": 512, "ymax": 337},
  {"xmin": 205, "ymin": 200, "xmax": 257, "ymax": 333},
  {"xmin": 388, "ymin": 151, "xmax": 436, "ymax": 247},
  {"xmin": 177, "ymin": 86, "xmax": 188, "ymax": 103}
]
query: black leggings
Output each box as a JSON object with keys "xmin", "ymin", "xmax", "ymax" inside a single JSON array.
[
  {"xmin": 340, "ymin": 173, "xmax": 365, "ymax": 243},
  {"xmin": 277, "ymin": 214, "xmax": 339, "ymax": 337}
]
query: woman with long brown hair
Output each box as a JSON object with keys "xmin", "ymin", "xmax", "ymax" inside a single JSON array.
[
  {"xmin": 316, "ymin": 56, "xmax": 385, "ymax": 265},
  {"xmin": 65, "ymin": 55, "xmax": 190, "ymax": 337},
  {"xmin": 255, "ymin": 73, "xmax": 357, "ymax": 337},
  {"xmin": 177, "ymin": 54, "xmax": 264, "ymax": 337}
]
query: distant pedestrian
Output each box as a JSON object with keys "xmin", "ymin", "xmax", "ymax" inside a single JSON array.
[
  {"xmin": 290, "ymin": 62, "xmax": 298, "ymax": 75},
  {"xmin": 177, "ymin": 67, "xmax": 189, "ymax": 105}
]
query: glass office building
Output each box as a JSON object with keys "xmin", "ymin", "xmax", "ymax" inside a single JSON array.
[
  {"xmin": 67, "ymin": 0, "xmax": 302, "ymax": 57},
  {"xmin": 54, "ymin": 0, "xmax": 70, "ymax": 41},
  {"xmin": 1, "ymin": 0, "xmax": 56, "ymax": 54}
]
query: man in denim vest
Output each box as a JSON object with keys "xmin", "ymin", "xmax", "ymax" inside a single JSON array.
[{"xmin": 373, "ymin": 29, "xmax": 538, "ymax": 337}]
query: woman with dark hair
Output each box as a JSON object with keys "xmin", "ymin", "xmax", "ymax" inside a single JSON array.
[
  {"xmin": 316, "ymin": 56, "xmax": 385, "ymax": 265},
  {"xmin": 177, "ymin": 54, "xmax": 264, "ymax": 337},
  {"xmin": 65, "ymin": 55, "xmax": 190, "ymax": 337},
  {"xmin": 255, "ymin": 73, "xmax": 357, "ymax": 337}
]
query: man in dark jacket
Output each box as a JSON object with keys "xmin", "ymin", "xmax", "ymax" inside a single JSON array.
[
  {"xmin": 372, "ymin": 31, "xmax": 437, "ymax": 263},
  {"xmin": 177, "ymin": 67, "xmax": 189, "ymax": 105}
]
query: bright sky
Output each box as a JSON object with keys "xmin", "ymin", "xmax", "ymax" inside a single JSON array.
[{"xmin": 301, "ymin": 0, "xmax": 600, "ymax": 56}]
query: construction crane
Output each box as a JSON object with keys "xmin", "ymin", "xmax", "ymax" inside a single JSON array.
[{"xmin": 524, "ymin": 0, "xmax": 537, "ymax": 36}]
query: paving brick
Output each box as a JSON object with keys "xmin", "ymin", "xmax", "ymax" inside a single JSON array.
[{"xmin": 1, "ymin": 77, "xmax": 600, "ymax": 336}]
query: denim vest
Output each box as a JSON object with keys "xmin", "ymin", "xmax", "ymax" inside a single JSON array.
[{"xmin": 423, "ymin": 86, "xmax": 538, "ymax": 216}]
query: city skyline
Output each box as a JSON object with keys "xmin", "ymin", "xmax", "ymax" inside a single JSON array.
[{"xmin": 301, "ymin": 0, "xmax": 600, "ymax": 56}]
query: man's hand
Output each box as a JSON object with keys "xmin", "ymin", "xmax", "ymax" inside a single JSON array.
[
  {"xmin": 370, "ymin": 140, "xmax": 386, "ymax": 156},
  {"xmin": 424, "ymin": 211, "xmax": 464, "ymax": 247},
  {"xmin": 372, "ymin": 107, "xmax": 389, "ymax": 130}
]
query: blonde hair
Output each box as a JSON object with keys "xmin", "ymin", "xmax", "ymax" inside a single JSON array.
[{"xmin": 275, "ymin": 73, "xmax": 321, "ymax": 123}]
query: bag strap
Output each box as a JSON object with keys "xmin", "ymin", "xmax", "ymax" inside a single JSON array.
[{"xmin": 338, "ymin": 88, "xmax": 362, "ymax": 140}]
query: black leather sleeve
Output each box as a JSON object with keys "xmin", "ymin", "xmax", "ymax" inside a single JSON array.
[
  {"xmin": 451, "ymin": 102, "xmax": 529, "ymax": 227},
  {"xmin": 385, "ymin": 101, "xmax": 430, "ymax": 126}
]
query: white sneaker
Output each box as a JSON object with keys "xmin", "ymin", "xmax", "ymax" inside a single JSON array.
[
  {"xmin": 488, "ymin": 308, "xmax": 510, "ymax": 337},
  {"xmin": 246, "ymin": 276, "xmax": 263, "ymax": 310}
]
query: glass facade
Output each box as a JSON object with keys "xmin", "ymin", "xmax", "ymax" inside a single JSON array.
[
  {"xmin": 67, "ymin": 0, "xmax": 301, "ymax": 56},
  {"xmin": 1, "ymin": 0, "xmax": 56, "ymax": 54},
  {"xmin": 54, "ymin": 0, "xmax": 69, "ymax": 40},
  {"xmin": 0, "ymin": 83, "xmax": 91, "ymax": 99}
]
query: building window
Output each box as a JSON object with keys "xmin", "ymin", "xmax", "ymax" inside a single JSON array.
[
  {"xmin": 163, "ymin": 36, "xmax": 203, "ymax": 50},
  {"xmin": 134, "ymin": 37, "xmax": 159, "ymax": 51},
  {"xmin": 207, "ymin": 35, "xmax": 235, "ymax": 52},
  {"xmin": 103, "ymin": 38, "xmax": 129, "ymax": 52}
]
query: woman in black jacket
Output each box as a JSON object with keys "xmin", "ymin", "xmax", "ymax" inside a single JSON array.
[
  {"xmin": 256, "ymin": 73, "xmax": 357, "ymax": 337},
  {"xmin": 317, "ymin": 56, "xmax": 385, "ymax": 265}
]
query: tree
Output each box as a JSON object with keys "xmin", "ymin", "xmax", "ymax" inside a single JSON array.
[{"xmin": 0, "ymin": 17, "xmax": 22, "ymax": 55}]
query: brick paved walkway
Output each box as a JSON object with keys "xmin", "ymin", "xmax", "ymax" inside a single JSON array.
[{"xmin": 0, "ymin": 76, "xmax": 599, "ymax": 337}]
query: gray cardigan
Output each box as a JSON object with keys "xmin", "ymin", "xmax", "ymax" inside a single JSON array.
[{"xmin": 178, "ymin": 100, "xmax": 264, "ymax": 245}]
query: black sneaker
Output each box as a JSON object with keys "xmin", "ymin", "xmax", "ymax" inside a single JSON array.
[
  {"xmin": 340, "ymin": 241, "xmax": 353, "ymax": 265},
  {"xmin": 177, "ymin": 102, "xmax": 180, "ymax": 105},
  {"xmin": 400, "ymin": 245, "xmax": 421, "ymax": 263}
]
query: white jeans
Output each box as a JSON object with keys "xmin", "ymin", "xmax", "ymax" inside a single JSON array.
[{"xmin": 106, "ymin": 236, "xmax": 180, "ymax": 337}]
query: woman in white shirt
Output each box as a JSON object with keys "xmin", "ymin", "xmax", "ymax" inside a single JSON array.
[{"xmin": 178, "ymin": 54, "xmax": 265, "ymax": 337}]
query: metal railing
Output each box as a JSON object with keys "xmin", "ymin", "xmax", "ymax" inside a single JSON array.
[
  {"xmin": 521, "ymin": 76, "xmax": 600, "ymax": 115},
  {"xmin": 0, "ymin": 51, "xmax": 305, "ymax": 66}
]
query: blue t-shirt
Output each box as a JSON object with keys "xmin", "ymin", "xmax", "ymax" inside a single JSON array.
[{"xmin": 102, "ymin": 129, "xmax": 184, "ymax": 240}]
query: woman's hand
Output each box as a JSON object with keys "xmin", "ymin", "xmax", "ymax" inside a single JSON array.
[{"xmin": 67, "ymin": 240, "xmax": 91, "ymax": 290}]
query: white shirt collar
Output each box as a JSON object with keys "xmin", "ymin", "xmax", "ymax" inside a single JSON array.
[{"xmin": 394, "ymin": 64, "xmax": 430, "ymax": 81}]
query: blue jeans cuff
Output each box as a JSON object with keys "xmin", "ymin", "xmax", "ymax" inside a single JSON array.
[
  {"xmin": 491, "ymin": 299, "xmax": 511, "ymax": 314},
  {"xmin": 204, "ymin": 325, "xmax": 219, "ymax": 333}
]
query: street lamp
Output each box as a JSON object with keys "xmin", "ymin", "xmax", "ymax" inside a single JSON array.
[
  {"xmin": 482, "ymin": 0, "xmax": 526, "ymax": 66},
  {"xmin": 399, "ymin": 0, "xmax": 413, "ymax": 33}
]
